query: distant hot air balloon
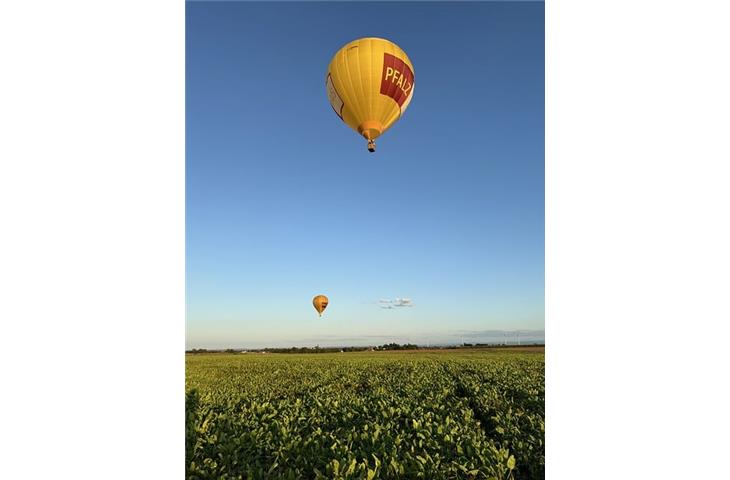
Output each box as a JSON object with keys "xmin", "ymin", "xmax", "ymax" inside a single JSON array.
[
  {"xmin": 326, "ymin": 37, "xmax": 415, "ymax": 153},
  {"xmin": 312, "ymin": 295, "xmax": 329, "ymax": 317}
]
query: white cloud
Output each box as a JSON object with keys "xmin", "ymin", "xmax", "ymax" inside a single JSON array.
[
  {"xmin": 393, "ymin": 298, "xmax": 413, "ymax": 307},
  {"xmin": 377, "ymin": 297, "xmax": 414, "ymax": 308}
]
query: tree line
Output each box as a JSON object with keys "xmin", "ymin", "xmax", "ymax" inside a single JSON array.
[{"xmin": 186, "ymin": 342, "xmax": 543, "ymax": 354}]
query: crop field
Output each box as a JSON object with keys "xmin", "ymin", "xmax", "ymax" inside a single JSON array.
[{"xmin": 186, "ymin": 349, "xmax": 544, "ymax": 480}]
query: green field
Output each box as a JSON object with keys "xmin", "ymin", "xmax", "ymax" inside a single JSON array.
[{"xmin": 186, "ymin": 349, "xmax": 545, "ymax": 480}]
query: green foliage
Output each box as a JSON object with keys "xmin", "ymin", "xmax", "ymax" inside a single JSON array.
[{"xmin": 186, "ymin": 351, "xmax": 544, "ymax": 479}]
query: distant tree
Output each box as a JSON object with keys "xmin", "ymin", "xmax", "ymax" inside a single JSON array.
[{"xmin": 379, "ymin": 343, "xmax": 419, "ymax": 351}]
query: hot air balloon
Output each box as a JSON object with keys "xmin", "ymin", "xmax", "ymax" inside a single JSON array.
[
  {"xmin": 326, "ymin": 37, "xmax": 415, "ymax": 153},
  {"xmin": 312, "ymin": 295, "xmax": 329, "ymax": 317}
]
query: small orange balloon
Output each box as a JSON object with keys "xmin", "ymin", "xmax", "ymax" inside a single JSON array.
[{"xmin": 312, "ymin": 295, "xmax": 329, "ymax": 317}]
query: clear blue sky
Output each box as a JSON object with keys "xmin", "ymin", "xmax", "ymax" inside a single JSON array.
[{"xmin": 186, "ymin": 1, "xmax": 544, "ymax": 349}]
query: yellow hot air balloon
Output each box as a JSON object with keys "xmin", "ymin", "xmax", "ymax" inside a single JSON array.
[
  {"xmin": 326, "ymin": 37, "xmax": 415, "ymax": 153},
  {"xmin": 312, "ymin": 295, "xmax": 329, "ymax": 317}
]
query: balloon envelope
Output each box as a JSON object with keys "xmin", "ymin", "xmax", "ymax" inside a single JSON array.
[
  {"xmin": 312, "ymin": 295, "xmax": 329, "ymax": 317},
  {"xmin": 326, "ymin": 37, "xmax": 415, "ymax": 152}
]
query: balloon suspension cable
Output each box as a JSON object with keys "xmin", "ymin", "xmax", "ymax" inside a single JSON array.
[{"xmin": 367, "ymin": 139, "xmax": 376, "ymax": 153}]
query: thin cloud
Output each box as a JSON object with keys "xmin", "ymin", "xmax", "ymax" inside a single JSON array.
[
  {"xmin": 393, "ymin": 298, "xmax": 413, "ymax": 307},
  {"xmin": 457, "ymin": 329, "xmax": 545, "ymax": 337},
  {"xmin": 377, "ymin": 297, "xmax": 414, "ymax": 308}
]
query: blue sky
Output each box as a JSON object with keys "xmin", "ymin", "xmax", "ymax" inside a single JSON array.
[{"xmin": 186, "ymin": 1, "xmax": 544, "ymax": 349}]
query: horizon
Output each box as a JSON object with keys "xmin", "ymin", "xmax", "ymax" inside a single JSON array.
[{"xmin": 186, "ymin": 329, "xmax": 546, "ymax": 351}]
